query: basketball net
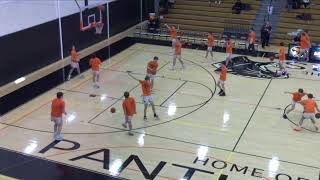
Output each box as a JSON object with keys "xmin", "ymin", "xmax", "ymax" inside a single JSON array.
[{"xmin": 95, "ymin": 22, "xmax": 104, "ymax": 34}]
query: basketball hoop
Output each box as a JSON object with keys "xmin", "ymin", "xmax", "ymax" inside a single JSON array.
[
  {"xmin": 79, "ymin": 4, "xmax": 105, "ymax": 32},
  {"xmin": 95, "ymin": 22, "xmax": 104, "ymax": 34}
]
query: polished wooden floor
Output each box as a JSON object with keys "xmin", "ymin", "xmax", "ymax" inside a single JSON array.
[{"xmin": 0, "ymin": 43, "xmax": 319, "ymax": 180}]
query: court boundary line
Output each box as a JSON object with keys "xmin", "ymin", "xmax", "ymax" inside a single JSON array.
[
  {"xmin": 159, "ymin": 81, "xmax": 188, "ymax": 107},
  {"xmin": 232, "ymin": 78, "xmax": 273, "ymax": 152}
]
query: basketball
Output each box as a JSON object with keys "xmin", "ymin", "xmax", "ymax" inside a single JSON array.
[
  {"xmin": 316, "ymin": 113, "xmax": 320, "ymax": 119},
  {"xmin": 110, "ymin": 107, "xmax": 116, "ymax": 113}
]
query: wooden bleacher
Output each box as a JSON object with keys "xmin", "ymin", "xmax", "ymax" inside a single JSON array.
[
  {"xmin": 162, "ymin": 0, "xmax": 260, "ymax": 37},
  {"xmin": 273, "ymin": 3, "xmax": 320, "ymax": 45}
]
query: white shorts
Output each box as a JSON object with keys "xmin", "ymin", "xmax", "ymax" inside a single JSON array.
[
  {"xmin": 301, "ymin": 48, "xmax": 309, "ymax": 54},
  {"xmin": 125, "ymin": 116, "xmax": 133, "ymax": 122},
  {"xmin": 92, "ymin": 70, "xmax": 100, "ymax": 76},
  {"xmin": 278, "ymin": 61, "xmax": 285, "ymax": 69},
  {"xmin": 147, "ymin": 74, "xmax": 155, "ymax": 80},
  {"xmin": 51, "ymin": 117, "xmax": 63, "ymax": 125},
  {"xmin": 218, "ymin": 79, "xmax": 225, "ymax": 85},
  {"xmin": 226, "ymin": 53, "xmax": 232, "ymax": 60},
  {"xmin": 174, "ymin": 54, "xmax": 181, "ymax": 59},
  {"xmin": 71, "ymin": 61, "xmax": 79, "ymax": 69},
  {"xmin": 207, "ymin": 46, "xmax": 213, "ymax": 51},
  {"xmin": 172, "ymin": 38, "xmax": 176, "ymax": 44},
  {"xmin": 143, "ymin": 96, "xmax": 153, "ymax": 105},
  {"xmin": 303, "ymin": 113, "xmax": 315, "ymax": 119}
]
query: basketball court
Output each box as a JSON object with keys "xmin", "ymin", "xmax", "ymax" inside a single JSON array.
[{"xmin": 0, "ymin": 42, "xmax": 319, "ymax": 179}]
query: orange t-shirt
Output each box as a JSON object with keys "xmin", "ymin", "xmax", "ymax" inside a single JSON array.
[
  {"xmin": 89, "ymin": 57, "xmax": 102, "ymax": 71},
  {"xmin": 292, "ymin": 92, "xmax": 306, "ymax": 102},
  {"xmin": 208, "ymin": 35, "xmax": 214, "ymax": 47},
  {"xmin": 301, "ymin": 99, "xmax": 317, "ymax": 113},
  {"xmin": 175, "ymin": 41, "xmax": 182, "ymax": 55},
  {"xmin": 122, "ymin": 97, "xmax": 136, "ymax": 116},
  {"xmin": 139, "ymin": 80, "xmax": 151, "ymax": 96},
  {"xmin": 170, "ymin": 27, "xmax": 177, "ymax": 39},
  {"xmin": 279, "ymin": 47, "xmax": 286, "ymax": 61},
  {"xmin": 226, "ymin": 41, "xmax": 233, "ymax": 53},
  {"xmin": 300, "ymin": 35, "xmax": 310, "ymax": 49},
  {"xmin": 71, "ymin": 50, "xmax": 78, "ymax": 62},
  {"xmin": 306, "ymin": 34, "xmax": 310, "ymax": 43},
  {"xmin": 51, "ymin": 98, "xmax": 65, "ymax": 118},
  {"xmin": 249, "ymin": 32, "xmax": 256, "ymax": 44},
  {"xmin": 147, "ymin": 60, "xmax": 158, "ymax": 75},
  {"xmin": 220, "ymin": 65, "xmax": 227, "ymax": 81}
]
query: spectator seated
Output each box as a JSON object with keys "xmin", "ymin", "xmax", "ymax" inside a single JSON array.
[
  {"xmin": 147, "ymin": 13, "xmax": 160, "ymax": 33},
  {"xmin": 232, "ymin": 0, "xmax": 243, "ymax": 14}
]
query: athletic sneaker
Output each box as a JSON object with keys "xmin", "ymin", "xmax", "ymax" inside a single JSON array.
[
  {"xmin": 283, "ymin": 114, "xmax": 288, "ymax": 119},
  {"xmin": 218, "ymin": 89, "xmax": 223, "ymax": 95},
  {"xmin": 293, "ymin": 127, "xmax": 301, "ymax": 132},
  {"xmin": 53, "ymin": 132, "xmax": 58, "ymax": 139},
  {"xmin": 128, "ymin": 132, "xmax": 134, "ymax": 136},
  {"xmin": 154, "ymin": 114, "xmax": 160, "ymax": 120},
  {"xmin": 67, "ymin": 75, "xmax": 71, "ymax": 81},
  {"xmin": 55, "ymin": 134, "xmax": 63, "ymax": 141},
  {"xmin": 219, "ymin": 92, "xmax": 226, "ymax": 96},
  {"xmin": 122, "ymin": 123, "xmax": 127, "ymax": 128},
  {"xmin": 143, "ymin": 116, "xmax": 147, "ymax": 121}
]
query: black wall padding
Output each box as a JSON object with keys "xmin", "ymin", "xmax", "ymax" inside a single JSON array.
[
  {"xmin": 109, "ymin": 0, "xmax": 141, "ymax": 36},
  {"xmin": 0, "ymin": 4, "xmax": 108, "ymax": 87}
]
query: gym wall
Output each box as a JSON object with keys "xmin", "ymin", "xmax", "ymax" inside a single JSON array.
[{"xmin": 0, "ymin": 5, "xmax": 108, "ymax": 87}]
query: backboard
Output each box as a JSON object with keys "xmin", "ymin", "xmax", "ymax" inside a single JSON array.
[{"xmin": 74, "ymin": 0, "xmax": 105, "ymax": 32}]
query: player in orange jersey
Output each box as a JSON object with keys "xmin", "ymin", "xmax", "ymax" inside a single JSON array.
[
  {"xmin": 205, "ymin": 32, "xmax": 214, "ymax": 60},
  {"xmin": 122, "ymin": 91, "xmax": 136, "ymax": 136},
  {"xmin": 299, "ymin": 32, "xmax": 311, "ymax": 61},
  {"xmin": 226, "ymin": 38, "xmax": 233, "ymax": 67},
  {"xmin": 216, "ymin": 61, "xmax": 227, "ymax": 96},
  {"xmin": 171, "ymin": 38, "xmax": 186, "ymax": 70},
  {"xmin": 51, "ymin": 92, "xmax": 67, "ymax": 141},
  {"xmin": 248, "ymin": 28, "xmax": 256, "ymax": 55},
  {"xmin": 67, "ymin": 45, "xmax": 83, "ymax": 81},
  {"xmin": 294, "ymin": 94, "xmax": 320, "ymax": 132},
  {"xmin": 139, "ymin": 76, "xmax": 159, "ymax": 121},
  {"xmin": 146, "ymin": 56, "xmax": 159, "ymax": 90},
  {"xmin": 283, "ymin": 89, "xmax": 307, "ymax": 119},
  {"xmin": 89, "ymin": 54, "xmax": 102, "ymax": 88},
  {"xmin": 165, "ymin": 24, "xmax": 178, "ymax": 50}
]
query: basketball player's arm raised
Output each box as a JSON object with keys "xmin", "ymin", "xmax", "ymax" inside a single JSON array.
[{"xmin": 164, "ymin": 24, "xmax": 170, "ymax": 30}]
